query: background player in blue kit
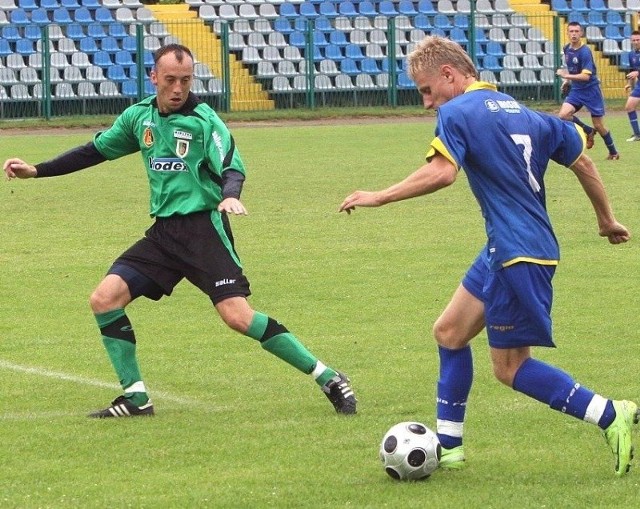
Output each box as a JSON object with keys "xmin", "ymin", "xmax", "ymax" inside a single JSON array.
[
  {"xmin": 556, "ymin": 22, "xmax": 620, "ymax": 160},
  {"xmin": 339, "ymin": 36, "xmax": 636, "ymax": 476},
  {"xmin": 624, "ymin": 30, "xmax": 640, "ymax": 142},
  {"xmin": 3, "ymin": 44, "xmax": 356, "ymax": 418}
]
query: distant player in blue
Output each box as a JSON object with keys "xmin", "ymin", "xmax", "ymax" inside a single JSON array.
[
  {"xmin": 624, "ymin": 30, "xmax": 640, "ymax": 142},
  {"xmin": 557, "ymin": 22, "xmax": 620, "ymax": 160},
  {"xmin": 339, "ymin": 36, "xmax": 636, "ymax": 476}
]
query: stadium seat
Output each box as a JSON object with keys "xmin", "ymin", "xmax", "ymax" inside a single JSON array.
[
  {"xmin": 77, "ymin": 80, "xmax": 98, "ymax": 97},
  {"xmin": 71, "ymin": 51, "xmax": 91, "ymax": 68},
  {"xmin": 482, "ymin": 54, "xmax": 502, "ymax": 72},
  {"xmin": 335, "ymin": 73, "xmax": 354, "ymax": 90},
  {"xmin": 314, "ymin": 73, "xmax": 333, "ymax": 90},
  {"xmin": 360, "ymin": 57, "xmax": 380, "ymax": 74},
  {"xmin": 53, "ymin": 7, "xmax": 72, "ymax": 24},
  {"xmin": 115, "ymin": 49, "xmax": 134, "ymax": 67},
  {"xmin": 324, "ymin": 43, "xmax": 344, "ymax": 61},
  {"xmin": 299, "ymin": 2, "xmax": 318, "ymax": 18},
  {"xmin": 10, "ymin": 83, "xmax": 30, "ymax": 99},
  {"xmin": 550, "ymin": 0, "xmax": 570, "ymax": 14},
  {"xmin": 63, "ymin": 65, "xmax": 83, "ymax": 83},
  {"xmin": 9, "ymin": 8, "xmax": 29, "ymax": 25},
  {"xmin": 66, "ymin": 22, "xmax": 85, "ymax": 40},
  {"xmin": 283, "ymin": 46, "xmax": 302, "ymax": 61},
  {"xmin": 207, "ymin": 78, "xmax": 222, "ymax": 94},
  {"xmin": 276, "ymin": 60, "xmax": 297, "ymax": 76},
  {"xmin": 378, "ymin": 1, "xmax": 397, "ymax": 15},
  {"xmin": 338, "ymin": 1, "xmax": 356, "ymax": 16},
  {"xmin": 340, "ymin": 57, "xmax": 359, "ymax": 75},
  {"xmin": 436, "ymin": 0, "xmax": 456, "ymax": 15},
  {"xmin": 272, "ymin": 76, "xmax": 292, "ymax": 92},
  {"xmin": 263, "ymin": 45, "xmax": 283, "ymax": 62},
  {"xmin": 55, "ymin": 82, "xmax": 76, "ymax": 97},
  {"xmin": 0, "ymin": 67, "xmax": 17, "ymax": 86},
  {"xmin": 85, "ymin": 64, "xmax": 106, "ymax": 81},
  {"xmin": 499, "ymin": 69, "xmax": 518, "ymax": 84},
  {"xmin": 19, "ymin": 67, "xmax": 40, "ymax": 84},
  {"xmin": 258, "ymin": 4, "xmax": 278, "ymax": 19},
  {"xmin": 31, "ymin": 8, "xmax": 50, "ymax": 25},
  {"xmin": 61, "ymin": 0, "xmax": 80, "ymax": 9},
  {"xmin": 58, "ymin": 37, "xmax": 77, "ymax": 54},
  {"xmin": 18, "ymin": 0, "xmax": 36, "ymax": 10},
  {"xmin": 99, "ymin": 80, "xmax": 120, "ymax": 96},
  {"xmin": 107, "ymin": 64, "xmax": 127, "ymax": 82},
  {"xmin": 6, "ymin": 53, "xmax": 26, "ymax": 70},
  {"xmin": 1, "ymin": 24, "xmax": 20, "ymax": 41},
  {"xmin": 318, "ymin": 1, "xmax": 337, "ymax": 17},
  {"xmin": 278, "ymin": 2, "xmax": 297, "ymax": 17},
  {"xmin": 355, "ymin": 73, "xmax": 375, "ymax": 89}
]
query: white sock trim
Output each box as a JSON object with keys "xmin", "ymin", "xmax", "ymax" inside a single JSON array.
[
  {"xmin": 124, "ymin": 381, "xmax": 147, "ymax": 394},
  {"xmin": 584, "ymin": 394, "xmax": 608, "ymax": 425},
  {"xmin": 437, "ymin": 419, "xmax": 464, "ymax": 438},
  {"xmin": 312, "ymin": 361, "xmax": 327, "ymax": 380}
]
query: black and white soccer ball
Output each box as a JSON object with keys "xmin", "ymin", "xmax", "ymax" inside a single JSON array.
[{"xmin": 379, "ymin": 422, "xmax": 441, "ymax": 481}]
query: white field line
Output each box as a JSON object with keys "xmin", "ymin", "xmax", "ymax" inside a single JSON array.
[{"xmin": 0, "ymin": 359, "xmax": 214, "ymax": 419}]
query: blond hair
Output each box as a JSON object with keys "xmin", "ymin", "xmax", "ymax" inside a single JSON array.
[{"xmin": 407, "ymin": 36, "xmax": 478, "ymax": 81}]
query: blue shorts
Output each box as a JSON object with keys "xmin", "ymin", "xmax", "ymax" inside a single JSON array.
[
  {"xmin": 565, "ymin": 85, "xmax": 606, "ymax": 117},
  {"xmin": 631, "ymin": 83, "xmax": 640, "ymax": 99},
  {"xmin": 462, "ymin": 255, "xmax": 556, "ymax": 349}
]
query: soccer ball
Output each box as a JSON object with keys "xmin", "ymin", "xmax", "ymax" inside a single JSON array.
[{"xmin": 379, "ymin": 422, "xmax": 441, "ymax": 481}]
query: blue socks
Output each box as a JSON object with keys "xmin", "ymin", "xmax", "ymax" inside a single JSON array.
[{"xmin": 436, "ymin": 345, "xmax": 473, "ymax": 448}]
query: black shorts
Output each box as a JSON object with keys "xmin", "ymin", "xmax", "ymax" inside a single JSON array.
[{"xmin": 108, "ymin": 210, "xmax": 251, "ymax": 304}]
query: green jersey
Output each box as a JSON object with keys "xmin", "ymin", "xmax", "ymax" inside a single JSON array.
[{"xmin": 93, "ymin": 94, "xmax": 246, "ymax": 218}]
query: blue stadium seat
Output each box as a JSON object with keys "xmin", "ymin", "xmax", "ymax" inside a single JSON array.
[
  {"xmin": 0, "ymin": 38, "xmax": 11, "ymax": 57},
  {"xmin": 486, "ymin": 40, "xmax": 505, "ymax": 57},
  {"xmin": 318, "ymin": 1, "xmax": 337, "ymax": 17},
  {"xmin": 61, "ymin": 0, "xmax": 80, "ymax": 9},
  {"xmin": 53, "ymin": 7, "xmax": 73, "ymax": 24},
  {"xmin": 23, "ymin": 24, "xmax": 42, "ymax": 40},
  {"xmin": 360, "ymin": 57, "xmax": 380, "ymax": 74},
  {"xmin": 378, "ymin": 1, "xmax": 397, "ymax": 15},
  {"xmin": 107, "ymin": 64, "xmax": 127, "ymax": 82},
  {"xmin": 73, "ymin": 6, "xmax": 93, "ymax": 24},
  {"xmin": 358, "ymin": 1, "xmax": 376, "ymax": 16},
  {"xmin": 299, "ymin": 2, "xmax": 318, "ymax": 18},
  {"xmin": 453, "ymin": 13, "xmax": 469, "ymax": 28},
  {"xmin": 606, "ymin": 11, "xmax": 626, "ymax": 27},
  {"xmin": 143, "ymin": 50, "xmax": 154, "ymax": 67},
  {"xmin": 279, "ymin": 3, "xmax": 297, "ymax": 18},
  {"xmin": 324, "ymin": 43, "xmax": 344, "ymax": 61},
  {"xmin": 344, "ymin": 43, "xmax": 364, "ymax": 60},
  {"xmin": 450, "ymin": 27, "xmax": 468, "ymax": 44},
  {"xmin": 397, "ymin": 72, "xmax": 414, "ymax": 89},
  {"xmin": 293, "ymin": 16, "xmax": 308, "ymax": 32},
  {"xmin": 570, "ymin": 0, "xmax": 589, "ymax": 12},
  {"xmin": 108, "ymin": 22, "xmax": 128, "ymax": 39},
  {"xmin": 41, "ymin": 0, "xmax": 60, "ymax": 11},
  {"xmin": 417, "ymin": 0, "xmax": 436, "ymax": 14},
  {"xmin": 338, "ymin": 1, "xmax": 356, "ymax": 16},
  {"xmin": 313, "ymin": 30, "xmax": 329, "ymax": 47},
  {"xmin": 18, "ymin": 0, "xmax": 37, "ymax": 11},
  {"xmin": 398, "ymin": 0, "xmax": 417, "ymax": 15},
  {"xmin": 274, "ymin": 17, "xmax": 294, "ymax": 35},
  {"xmin": 433, "ymin": 13, "xmax": 452, "ymax": 30},
  {"xmin": 587, "ymin": 11, "xmax": 606, "ymax": 28},
  {"xmin": 94, "ymin": 7, "xmax": 113, "ymax": 24},
  {"xmin": 620, "ymin": 52, "xmax": 630, "ymax": 69},
  {"xmin": 340, "ymin": 57, "xmax": 359, "ymax": 75},
  {"xmin": 93, "ymin": 50, "xmax": 114, "ymax": 67},
  {"xmin": 413, "ymin": 13, "xmax": 433, "ymax": 30},
  {"xmin": 100, "ymin": 36, "xmax": 120, "ymax": 53},
  {"xmin": 10, "ymin": 8, "xmax": 30, "ymax": 26},
  {"xmin": 115, "ymin": 49, "xmax": 134, "ymax": 66},
  {"xmin": 122, "ymin": 79, "xmax": 138, "ymax": 97},
  {"xmin": 605, "ymin": 24, "xmax": 624, "ymax": 42},
  {"xmin": 66, "ymin": 23, "xmax": 85, "ymax": 40},
  {"xmin": 315, "ymin": 15, "xmax": 333, "ymax": 33},
  {"xmin": 329, "ymin": 30, "xmax": 348, "ymax": 46},
  {"xmin": 550, "ymin": 0, "xmax": 570, "ymax": 14},
  {"xmin": 16, "ymin": 38, "xmax": 35, "ymax": 55},
  {"xmin": 87, "ymin": 22, "xmax": 106, "ymax": 39},
  {"xmin": 381, "ymin": 58, "xmax": 402, "ymax": 73},
  {"xmin": 31, "ymin": 8, "xmax": 50, "ymax": 26},
  {"xmin": 122, "ymin": 35, "xmax": 137, "ymax": 52},
  {"xmin": 482, "ymin": 54, "xmax": 502, "ymax": 72},
  {"xmin": 1, "ymin": 25, "xmax": 20, "ymax": 41},
  {"xmin": 590, "ymin": 0, "xmax": 607, "ymax": 11},
  {"xmin": 289, "ymin": 31, "xmax": 305, "ymax": 48}
]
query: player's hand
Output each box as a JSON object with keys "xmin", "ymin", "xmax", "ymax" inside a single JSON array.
[
  {"xmin": 3, "ymin": 158, "xmax": 37, "ymax": 180},
  {"xmin": 339, "ymin": 191, "xmax": 383, "ymax": 214},
  {"xmin": 218, "ymin": 197, "xmax": 247, "ymax": 215},
  {"xmin": 561, "ymin": 81, "xmax": 570, "ymax": 96},
  {"xmin": 600, "ymin": 221, "xmax": 630, "ymax": 245}
]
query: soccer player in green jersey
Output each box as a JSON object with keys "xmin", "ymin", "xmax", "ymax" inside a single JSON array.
[{"xmin": 3, "ymin": 44, "xmax": 356, "ymax": 417}]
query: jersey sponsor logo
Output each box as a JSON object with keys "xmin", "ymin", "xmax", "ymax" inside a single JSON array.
[
  {"xmin": 143, "ymin": 127, "xmax": 154, "ymax": 147},
  {"xmin": 143, "ymin": 120, "xmax": 156, "ymax": 127},
  {"xmin": 148, "ymin": 156, "xmax": 188, "ymax": 172},
  {"xmin": 484, "ymin": 99, "xmax": 521, "ymax": 114},
  {"xmin": 214, "ymin": 278, "xmax": 236, "ymax": 287},
  {"xmin": 173, "ymin": 130, "xmax": 192, "ymax": 140},
  {"xmin": 176, "ymin": 140, "xmax": 189, "ymax": 158},
  {"xmin": 212, "ymin": 131, "xmax": 224, "ymax": 162}
]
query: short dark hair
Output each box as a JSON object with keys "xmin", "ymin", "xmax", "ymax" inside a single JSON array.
[
  {"xmin": 633, "ymin": 30, "xmax": 640, "ymax": 36},
  {"xmin": 153, "ymin": 44, "xmax": 194, "ymax": 65},
  {"xmin": 567, "ymin": 21, "xmax": 582, "ymax": 29}
]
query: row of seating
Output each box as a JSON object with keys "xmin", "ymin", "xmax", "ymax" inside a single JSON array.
[{"xmin": 6, "ymin": 5, "xmax": 154, "ymax": 25}]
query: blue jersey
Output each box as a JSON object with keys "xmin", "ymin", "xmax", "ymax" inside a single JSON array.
[
  {"xmin": 629, "ymin": 49, "xmax": 640, "ymax": 71},
  {"xmin": 428, "ymin": 82, "xmax": 585, "ymax": 272},
  {"xmin": 563, "ymin": 43, "xmax": 599, "ymax": 90}
]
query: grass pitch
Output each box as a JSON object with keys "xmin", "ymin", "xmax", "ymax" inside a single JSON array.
[{"xmin": 1, "ymin": 116, "xmax": 639, "ymax": 508}]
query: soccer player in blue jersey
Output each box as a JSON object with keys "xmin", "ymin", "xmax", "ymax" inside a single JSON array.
[
  {"xmin": 339, "ymin": 36, "xmax": 637, "ymax": 476},
  {"xmin": 556, "ymin": 22, "xmax": 620, "ymax": 160},
  {"xmin": 624, "ymin": 30, "xmax": 640, "ymax": 142},
  {"xmin": 3, "ymin": 44, "xmax": 356, "ymax": 418}
]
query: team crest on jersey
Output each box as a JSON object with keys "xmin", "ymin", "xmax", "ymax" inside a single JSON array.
[
  {"xmin": 176, "ymin": 139, "xmax": 189, "ymax": 157},
  {"xmin": 143, "ymin": 127, "xmax": 154, "ymax": 147}
]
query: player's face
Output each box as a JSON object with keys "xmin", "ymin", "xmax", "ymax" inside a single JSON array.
[
  {"xmin": 567, "ymin": 26, "xmax": 583, "ymax": 45},
  {"xmin": 150, "ymin": 52, "xmax": 194, "ymax": 114},
  {"xmin": 414, "ymin": 67, "xmax": 456, "ymax": 110},
  {"xmin": 632, "ymin": 35, "xmax": 640, "ymax": 51}
]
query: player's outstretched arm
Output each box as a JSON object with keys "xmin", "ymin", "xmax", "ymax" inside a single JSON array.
[
  {"xmin": 339, "ymin": 154, "xmax": 457, "ymax": 214},
  {"xmin": 3, "ymin": 158, "xmax": 37, "ymax": 180},
  {"xmin": 569, "ymin": 153, "xmax": 630, "ymax": 245}
]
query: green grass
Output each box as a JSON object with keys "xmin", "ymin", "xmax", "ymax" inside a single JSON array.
[{"xmin": 1, "ymin": 116, "xmax": 639, "ymax": 508}]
